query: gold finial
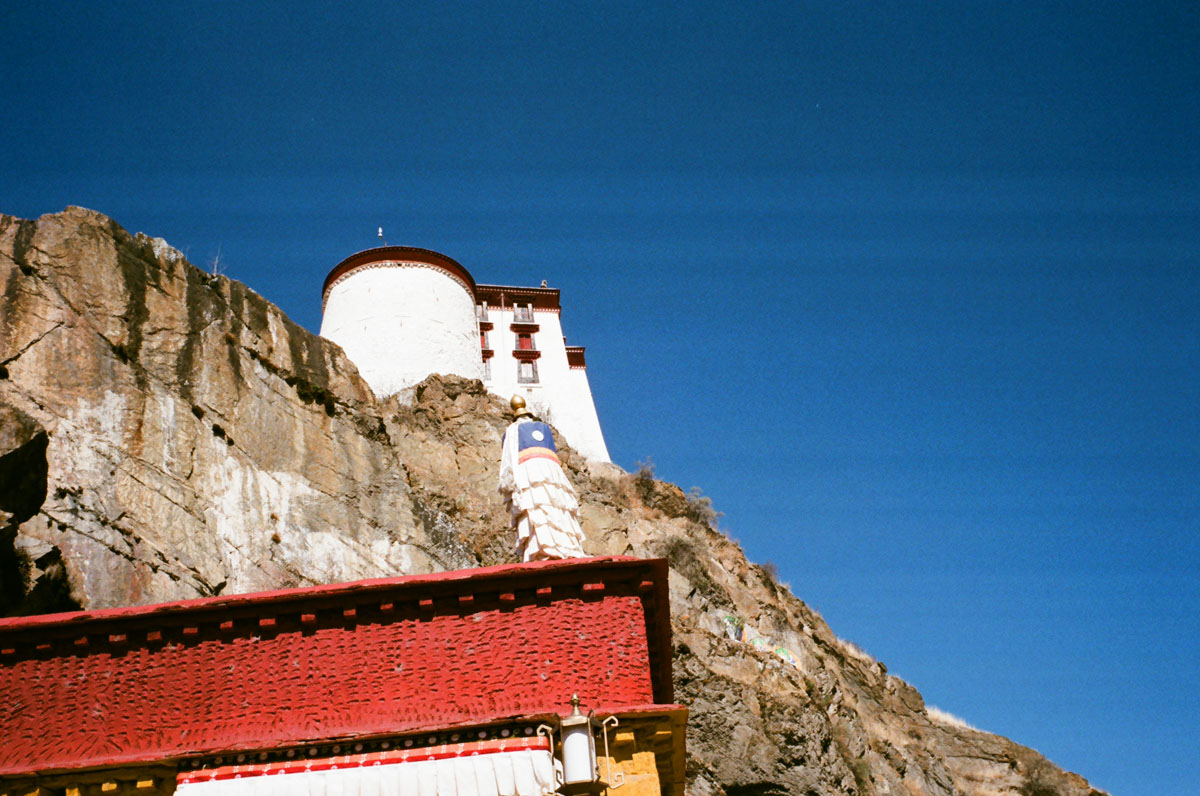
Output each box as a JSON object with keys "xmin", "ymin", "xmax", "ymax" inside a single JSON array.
[{"xmin": 510, "ymin": 394, "xmax": 533, "ymax": 418}]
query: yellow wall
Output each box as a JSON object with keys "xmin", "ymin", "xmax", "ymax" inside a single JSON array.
[
  {"xmin": 598, "ymin": 725, "xmax": 665, "ymax": 796},
  {"xmin": 1, "ymin": 768, "xmax": 174, "ymax": 796}
]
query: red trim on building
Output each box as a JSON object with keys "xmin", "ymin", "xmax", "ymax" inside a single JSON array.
[
  {"xmin": 509, "ymin": 322, "xmax": 540, "ymax": 333},
  {"xmin": 178, "ymin": 737, "xmax": 551, "ymax": 783},
  {"xmin": 512, "ymin": 349, "xmax": 542, "ymax": 361},
  {"xmin": 322, "ymin": 247, "xmax": 477, "ymax": 301},
  {"xmin": 476, "ymin": 285, "xmax": 561, "ymax": 313},
  {"xmin": 0, "ymin": 557, "xmax": 673, "ymax": 778},
  {"xmin": 565, "ymin": 346, "xmax": 587, "ymax": 369}
]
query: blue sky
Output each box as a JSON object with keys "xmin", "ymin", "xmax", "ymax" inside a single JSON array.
[{"xmin": 3, "ymin": 2, "xmax": 1197, "ymax": 792}]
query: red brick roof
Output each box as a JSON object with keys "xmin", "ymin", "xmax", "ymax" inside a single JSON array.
[{"xmin": 0, "ymin": 556, "xmax": 673, "ymax": 777}]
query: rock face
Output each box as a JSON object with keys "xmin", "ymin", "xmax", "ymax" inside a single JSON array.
[{"xmin": 0, "ymin": 208, "xmax": 1105, "ymax": 796}]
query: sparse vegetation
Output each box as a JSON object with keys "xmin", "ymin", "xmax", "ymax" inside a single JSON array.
[
  {"xmin": 756, "ymin": 560, "xmax": 793, "ymax": 593},
  {"xmin": 804, "ymin": 676, "xmax": 833, "ymax": 709},
  {"xmin": 684, "ymin": 486, "xmax": 723, "ymax": 529},
  {"xmin": 849, "ymin": 758, "xmax": 872, "ymax": 791},
  {"xmin": 630, "ymin": 458, "xmax": 725, "ymax": 531},
  {"xmin": 926, "ymin": 706, "xmax": 980, "ymax": 732},
  {"xmin": 207, "ymin": 244, "xmax": 224, "ymax": 276},
  {"xmin": 633, "ymin": 457, "xmax": 657, "ymax": 503},
  {"xmin": 653, "ymin": 534, "xmax": 733, "ymax": 608},
  {"xmin": 836, "ymin": 637, "xmax": 876, "ymax": 665}
]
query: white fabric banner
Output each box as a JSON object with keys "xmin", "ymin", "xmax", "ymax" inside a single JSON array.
[{"xmin": 176, "ymin": 749, "xmax": 558, "ymax": 796}]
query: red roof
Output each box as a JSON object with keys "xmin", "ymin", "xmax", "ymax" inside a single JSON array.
[
  {"xmin": 322, "ymin": 246, "xmax": 477, "ymax": 301},
  {"xmin": 0, "ymin": 556, "xmax": 673, "ymax": 777},
  {"xmin": 320, "ymin": 251, "xmax": 565, "ymax": 314}
]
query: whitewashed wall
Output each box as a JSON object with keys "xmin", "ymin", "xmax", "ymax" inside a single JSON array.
[
  {"xmin": 320, "ymin": 263, "xmax": 484, "ymax": 397},
  {"xmin": 482, "ymin": 307, "xmax": 610, "ymax": 463}
]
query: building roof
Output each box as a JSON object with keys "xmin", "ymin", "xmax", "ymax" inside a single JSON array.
[
  {"xmin": 320, "ymin": 249, "xmax": 565, "ymax": 314},
  {"xmin": 0, "ymin": 556, "xmax": 674, "ymax": 778},
  {"xmin": 475, "ymin": 284, "xmax": 562, "ymax": 312},
  {"xmin": 322, "ymin": 246, "xmax": 477, "ymax": 302}
]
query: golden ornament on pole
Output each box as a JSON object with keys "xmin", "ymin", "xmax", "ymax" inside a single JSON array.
[{"xmin": 510, "ymin": 393, "xmax": 534, "ymax": 418}]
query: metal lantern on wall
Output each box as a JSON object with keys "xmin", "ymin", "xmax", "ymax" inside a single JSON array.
[{"xmin": 547, "ymin": 694, "xmax": 624, "ymax": 795}]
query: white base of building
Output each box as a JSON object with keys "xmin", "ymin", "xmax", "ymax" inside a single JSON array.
[{"xmin": 178, "ymin": 749, "xmax": 558, "ymax": 796}]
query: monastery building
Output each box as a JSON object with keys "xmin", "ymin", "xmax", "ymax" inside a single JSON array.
[{"xmin": 320, "ymin": 247, "xmax": 610, "ymax": 462}]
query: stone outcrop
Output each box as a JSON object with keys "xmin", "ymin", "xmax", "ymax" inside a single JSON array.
[{"xmin": 0, "ymin": 207, "xmax": 1106, "ymax": 796}]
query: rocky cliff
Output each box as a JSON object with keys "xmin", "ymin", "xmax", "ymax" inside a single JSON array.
[{"xmin": 0, "ymin": 208, "xmax": 1105, "ymax": 796}]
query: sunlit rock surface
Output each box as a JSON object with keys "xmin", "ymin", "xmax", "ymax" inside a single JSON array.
[{"xmin": 0, "ymin": 208, "xmax": 1105, "ymax": 796}]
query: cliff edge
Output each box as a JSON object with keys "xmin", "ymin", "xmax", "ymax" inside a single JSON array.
[{"xmin": 0, "ymin": 208, "xmax": 1105, "ymax": 796}]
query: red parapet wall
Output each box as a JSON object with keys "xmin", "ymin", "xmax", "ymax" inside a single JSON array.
[{"xmin": 0, "ymin": 557, "xmax": 671, "ymax": 777}]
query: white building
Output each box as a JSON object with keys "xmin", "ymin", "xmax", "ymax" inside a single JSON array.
[{"xmin": 320, "ymin": 246, "xmax": 610, "ymax": 462}]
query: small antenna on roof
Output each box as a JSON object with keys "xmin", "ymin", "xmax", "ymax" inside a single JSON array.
[{"xmin": 378, "ymin": 227, "xmax": 388, "ymax": 247}]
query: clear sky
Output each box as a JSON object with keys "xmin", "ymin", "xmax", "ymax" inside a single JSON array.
[{"xmin": 2, "ymin": 2, "xmax": 1197, "ymax": 793}]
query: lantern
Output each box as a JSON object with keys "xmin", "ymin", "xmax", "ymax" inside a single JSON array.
[{"xmin": 549, "ymin": 694, "xmax": 624, "ymax": 795}]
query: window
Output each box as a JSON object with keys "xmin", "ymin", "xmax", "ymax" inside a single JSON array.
[
  {"xmin": 514, "ymin": 304, "xmax": 534, "ymax": 322},
  {"xmin": 517, "ymin": 360, "xmax": 539, "ymax": 384},
  {"xmin": 482, "ymin": 358, "xmax": 491, "ymax": 380},
  {"xmin": 476, "ymin": 302, "xmax": 489, "ymax": 322},
  {"xmin": 480, "ymin": 330, "xmax": 490, "ymax": 349},
  {"xmin": 516, "ymin": 332, "xmax": 534, "ymax": 351}
]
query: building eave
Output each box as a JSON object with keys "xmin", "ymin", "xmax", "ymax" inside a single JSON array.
[
  {"xmin": 322, "ymin": 246, "xmax": 477, "ymax": 303},
  {"xmin": 0, "ymin": 556, "xmax": 674, "ymax": 778}
]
